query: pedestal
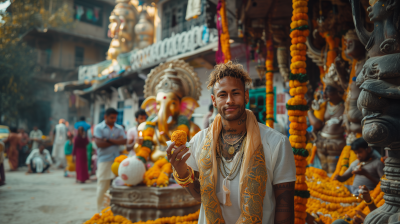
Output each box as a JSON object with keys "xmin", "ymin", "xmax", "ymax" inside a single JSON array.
[{"xmin": 110, "ymin": 185, "xmax": 201, "ymax": 222}]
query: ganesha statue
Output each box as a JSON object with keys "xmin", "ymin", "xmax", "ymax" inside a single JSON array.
[
  {"xmin": 136, "ymin": 60, "xmax": 202, "ymax": 163},
  {"xmin": 308, "ymin": 64, "xmax": 346, "ymax": 173}
]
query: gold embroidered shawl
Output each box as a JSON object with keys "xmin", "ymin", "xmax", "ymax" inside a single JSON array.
[{"xmin": 198, "ymin": 110, "xmax": 268, "ymax": 224}]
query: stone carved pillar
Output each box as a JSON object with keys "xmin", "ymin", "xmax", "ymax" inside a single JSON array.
[{"xmin": 349, "ymin": 0, "xmax": 400, "ymax": 223}]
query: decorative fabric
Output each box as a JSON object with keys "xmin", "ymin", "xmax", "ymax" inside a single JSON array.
[{"xmin": 198, "ymin": 110, "xmax": 268, "ymax": 223}]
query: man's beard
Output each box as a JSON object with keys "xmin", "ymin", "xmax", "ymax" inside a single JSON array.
[{"xmin": 218, "ymin": 104, "xmax": 246, "ymax": 121}]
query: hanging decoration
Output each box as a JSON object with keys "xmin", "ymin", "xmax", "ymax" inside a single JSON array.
[
  {"xmin": 266, "ymin": 38, "xmax": 274, "ymax": 128},
  {"xmin": 215, "ymin": 0, "xmax": 231, "ymax": 64},
  {"xmin": 289, "ymin": 0, "xmax": 310, "ymax": 223}
]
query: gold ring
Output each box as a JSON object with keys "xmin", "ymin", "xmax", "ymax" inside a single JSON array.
[{"xmin": 175, "ymin": 158, "xmax": 181, "ymax": 162}]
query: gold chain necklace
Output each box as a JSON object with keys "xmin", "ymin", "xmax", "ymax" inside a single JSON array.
[
  {"xmin": 221, "ymin": 131, "xmax": 247, "ymax": 155},
  {"xmin": 216, "ymin": 138, "xmax": 245, "ymax": 181}
]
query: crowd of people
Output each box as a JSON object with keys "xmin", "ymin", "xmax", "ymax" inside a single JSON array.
[{"xmin": 0, "ymin": 108, "xmax": 148, "ymax": 213}]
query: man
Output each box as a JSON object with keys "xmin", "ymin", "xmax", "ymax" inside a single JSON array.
[
  {"xmin": 29, "ymin": 126, "xmax": 43, "ymax": 151},
  {"xmin": 167, "ymin": 61, "xmax": 296, "ymax": 224},
  {"xmin": 203, "ymin": 104, "xmax": 214, "ymax": 129},
  {"xmin": 75, "ymin": 116, "xmax": 91, "ymax": 132},
  {"xmin": 26, "ymin": 142, "xmax": 53, "ymax": 173},
  {"xmin": 334, "ymin": 137, "xmax": 384, "ymax": 195},
  {"xmin": 18, "ymin": 128, "xmax": 30, "ymax": 167},
  {"xmin": 94, "ymin": 108, "xmax": 126, "ymax": 212},
  {"xmin": 52, "ymin": 119, "xmax": 68, "ymax": 169},
  {"xmin": 126, "ymin": 109, "xmax": 147, "ymax": 153}
]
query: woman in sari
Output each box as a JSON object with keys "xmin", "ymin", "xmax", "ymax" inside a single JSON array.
[
  {"xmin": 4, "ymin": 127, "xmax": 21, "ymax": 171},
  {"xmin": 73, "ymin": 127, "xmax": 89, "ymax": 183}
]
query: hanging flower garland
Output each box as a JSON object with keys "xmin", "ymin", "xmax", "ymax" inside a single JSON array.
[
  {"xmin": 215, "ymin": 0, "xmax": 231, "ymax": 64},
  {"xmin": 289, "ymin": 0, "xmax": 310, "ymax": 223},
  {"xmin": 84, "ymin": 207, "xmax": 200, "ymax": 224},
  {"xmin": 266, "ymin": 38, "xmax": 274, "ymax": 128}
]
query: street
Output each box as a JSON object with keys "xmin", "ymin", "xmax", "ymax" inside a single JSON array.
[{"xmin": 0, "ymin": 159, "xmax": 97, "ymax": 224}]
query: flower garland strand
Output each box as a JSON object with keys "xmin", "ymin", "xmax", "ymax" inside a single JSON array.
[
  {"xmin": 266, "ymin": 38, "xmax": 274, "ymax": 128},
  {"xmin": 215, "ymin": 0, "xmax": 231, "ymax": 64},
  {"xmin": 289, "ymin": 1, "xmax": 310, "ymax": 223},
  {"xmin": 84, "ymin": 207, "xmax": 200, "ymax": 224},
  {"xmin": 138, "ymin": 114, "xmax": 191, "ymax": 187},
  {"xmin": 305, "ymin": 168, "xmax": 385, "ymax": 224}
]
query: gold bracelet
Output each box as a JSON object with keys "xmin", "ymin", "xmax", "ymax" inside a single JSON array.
[
  {"xmin": 173, "ymin": 166, "xmax": 194, "ymax": 187},
  {"xmin": 364, "ymin": 197, "xmax": 374, "ymax": 205}
]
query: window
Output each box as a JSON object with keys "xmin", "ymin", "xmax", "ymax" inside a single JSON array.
[
  {"xmin": 116, "ymin": 101, "xmax": 124, "ymax": 126},
  {"xmin": 99, "ymin": 104, "xmax": 105, "ymax": 123},
  {"xmin": 161, "ymin": 0, "xmax": 206, "ymax": 39},
  {"xmin": 74, "ymin": 0, "xmax": 103, "ymax": 27},
  {"xmin": 75, "ymin": 46, "xmax": 84, "ymax": 67}
]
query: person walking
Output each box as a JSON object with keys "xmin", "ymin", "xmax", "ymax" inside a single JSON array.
[
  {"xmin": 167, "ymin": 61, "xmax": 296, "ymax": 223},
  {"xmin": 18, "ymin": 128, "xmax": 30, "ymax": 167},
  {"xmin": 94, "ymin": 108, "xmax": 126, "ymax": 212},
  {"xmin": 64, "ymin": 133, "xmax": 75, "ymax": 177},
  {"xmin": 4, "ymin": 127, "xmax": 21, "ymax": 171},
  {"xmin": 29, "ymin": 126, "xmax": 43, "ymax": 151},
  {"xmin": 202, "ymin": 104, "xmax": 214, "ymax": 129},
  {"xmin": 52, "ymin": 119, "xmax": 68, "ymax": 169},
  {"xmin": 73, "ymin": 127, "xmax": 89, "ymax": 183},
  {"xmin": 75, "ymin": 116, "xmax": 91, "ymax": 132}
]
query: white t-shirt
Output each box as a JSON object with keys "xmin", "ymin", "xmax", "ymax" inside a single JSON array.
[{"xmin": 186, "ymin": 123, "xmax": 296, "ymax": 224}]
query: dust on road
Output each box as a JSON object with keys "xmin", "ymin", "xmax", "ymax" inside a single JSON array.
[{"xmin": 0, "ymin": 159, "xmax": 97, "ymax": 224}]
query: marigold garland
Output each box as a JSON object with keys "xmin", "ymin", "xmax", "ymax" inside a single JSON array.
[
  {"xmin": 305, "ymin": 167, "xmax": 385, "ymax": 224},
  {"xmin": 266, "ymin": 38, "xmax": 274, "ymax": 128},
  {"xmin": 84, "ymin": 207, "xmax": 200, "ymax": 224},
  {"xmin": 290, "ymin": 1, "xmax": 310, "ymax": 223}
]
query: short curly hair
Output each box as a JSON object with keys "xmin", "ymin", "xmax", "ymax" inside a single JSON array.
[{"xmin": 207, "ymin": 61, "xmax": 252, "ymax": 93}]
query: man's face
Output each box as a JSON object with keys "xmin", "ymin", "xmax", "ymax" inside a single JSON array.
[
  {"xmin": 136, "ymin": 115, "xmax": 147, "ymax": 124},
  {"xmin": 211, "ymin": 76, "xmax": 249, "ymax": 121},
  {"xmin": 104, "ymin": 114, "xmax": 118, "ymax": 126},
  {"xmin": 33, "ymin": 126, "xmax": 38, "ymax": 131},
  {"xmin": 354, "ymin": 147, "xmax": 371, "ymax": 162},
  {"xmin": 39, "ymin": 146, "xmax": 45, "ymax": 153}
]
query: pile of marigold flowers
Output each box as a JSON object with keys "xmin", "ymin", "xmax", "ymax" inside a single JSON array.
[{"xmin": 84, "ymin": 207, "xmax": 199, "ymax": 224}]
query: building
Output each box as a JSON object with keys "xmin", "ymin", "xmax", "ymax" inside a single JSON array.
[
  {"xmin": 19, "ymin": 0, "xmax": 115, "ymax": 134},
  {"xmin": 55, "ymin": 0, "xmax": 291, "ymax": 133}
]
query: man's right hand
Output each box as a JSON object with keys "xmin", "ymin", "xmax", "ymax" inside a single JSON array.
[{"xmin": 166, "ymin": 142, "xmax": 191, "ymax": 178}]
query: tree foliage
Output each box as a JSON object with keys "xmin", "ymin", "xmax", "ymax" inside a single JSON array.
[{"xmin": 0, "ymin": 0, "xmax": 74, "ymax": 123}]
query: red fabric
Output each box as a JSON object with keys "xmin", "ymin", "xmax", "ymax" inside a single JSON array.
[
  {"xmin": 73, "ymin": 135, "xmax": 89, "ymax": 182},
  {"xmin": 4, "ymin": 133, "xmax": 21, "ymax": 170}
]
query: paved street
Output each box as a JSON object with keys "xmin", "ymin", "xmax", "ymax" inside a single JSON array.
[{"xmin": 0, "ymin": 160, "xmax": 97, "ymax": 224}]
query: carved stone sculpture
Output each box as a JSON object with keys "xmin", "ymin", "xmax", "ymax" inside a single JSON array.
[
  {"xmin": 335, "ymin": 30, "xmax": 366, "ymax": 144},
  {"xmin": 308, "ymin": 64, "xmax": 346, "ymax": 173},
  {"xmin": 110, "ymin": 185, "xmax": 200, "ymax": 221},
  {"xmin": 134, "ymin": 9, "xmax": 154, "ymax": 49},
  {"xmin": 102, "ymin": 0, "xmax": 139, "ymax": 75},
  {"xmin": 350, "ymin": 0, "xmax": 400, "ymax": 222},
  {"xmin": 139, "ymin": 60, "xmax": 202, "ymax": 162}
]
